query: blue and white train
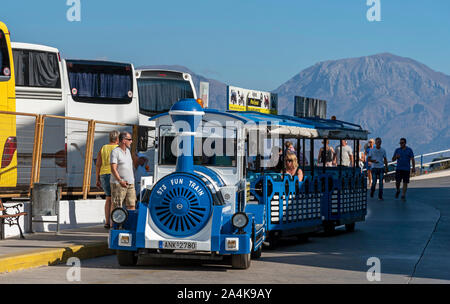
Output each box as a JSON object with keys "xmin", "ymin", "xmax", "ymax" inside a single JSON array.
[{"xmin": 108, "ymin": 98, "xmax": 369, "ymax": 269}]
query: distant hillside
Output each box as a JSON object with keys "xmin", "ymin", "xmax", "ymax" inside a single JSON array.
[
  {"xmin": 137, "ymin": 65, "xmax": 228, "ymax": 111},
  {"xmin": 273, "ymin": 53, "xmax": 450, "ymax": 154},
  {"xmin": 139, "ymin": 53, "xmax": 450, "ymax": 155}
]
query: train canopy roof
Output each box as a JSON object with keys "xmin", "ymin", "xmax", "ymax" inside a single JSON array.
[{"xmin": 150, "ymin": 109, "xmax": 369, "ymax": 140}]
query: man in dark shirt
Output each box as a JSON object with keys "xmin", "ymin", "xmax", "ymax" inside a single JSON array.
[{"xmin": 392, "ymin": 138, "xmax": 415, "ymax": 201}]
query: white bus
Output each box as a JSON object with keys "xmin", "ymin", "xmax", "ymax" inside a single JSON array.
[
  {"xmin": 12, "ymin": 42, "xmax": 66, "ymax": 186},
  {"xmin": 11, "ymin": 42, "xmax": 139, "ymax": 191},
  {"xmin": 135, "ymin": 69, "xmax": 196, "ymax": 172},
  {"xmin": 136, "ymin": 69, "xmax": 196, "ymax": 127},
  {"xmin": 63, "ymin": 59, "xmax": 139, "ymax": 187}
]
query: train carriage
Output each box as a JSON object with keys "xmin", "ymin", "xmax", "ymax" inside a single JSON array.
[{"xmin": 109, "ymin": 98, "xmax": 369, "ymax": 269}]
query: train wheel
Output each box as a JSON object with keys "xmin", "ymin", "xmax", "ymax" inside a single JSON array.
[
  {"xmin": 323, "ymin": 223, "xmax": 335, "ymax": 235},
  {"xmin": 267, "ymin": 231, "xmax": 280, "ymax": 250},
  {"xmin": 251, "ymin": 245, "xmax": 262, "ymax": 259},
  {"xmin": 231, "ymin": 253, "xmax": 251, "ymax": 269},
  {"xmin": 296, "ymin": 234, "xmax": 309, "ymax": 243},
  {"xmin": 117, "ymin": 250, "xmax": 138, "ymax": 266},
  {"xmin": 345, "ymin": 223, "xmax": 356, "ymax": 232}
]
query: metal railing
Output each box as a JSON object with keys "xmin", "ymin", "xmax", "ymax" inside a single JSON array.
[
  {"xmin": 385, "ymin": 148, "xmax": 450, "ymax": 176},
  {"xmin": 0, "ymin": 110, "xmax": 138, "ymax": 200}
]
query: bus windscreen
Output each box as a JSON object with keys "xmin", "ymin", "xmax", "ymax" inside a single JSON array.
[
  {"xmin": 67, "ymin": 60, "xmax": 133, "ymax": 104},
  {"xmin": 0, "ymin": 31, "xmax": 11, "ymax": 77},
  {"xmin": 138, "ymin": 78, "xmax": 194, "ymax": 115}
]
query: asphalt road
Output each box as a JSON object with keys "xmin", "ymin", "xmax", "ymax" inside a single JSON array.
[{"xmin": 1, "ymin": 176, "xmax": 449, "ymax": 284}]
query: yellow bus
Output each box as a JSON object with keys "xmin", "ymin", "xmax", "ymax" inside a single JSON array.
[{"xmin": 0, "ymin": 22, "xmax": 16, "ymax": 188}]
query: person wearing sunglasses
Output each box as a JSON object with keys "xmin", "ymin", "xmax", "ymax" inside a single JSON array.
[
  {"xmin": 110, "ymin": 132, "xmax": 137, "ymax": 211},
  {"xmin": 392, "ymin": 138, "xmax": 415, "ymax": 201}
]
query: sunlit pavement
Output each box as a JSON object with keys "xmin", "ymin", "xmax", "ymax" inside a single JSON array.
[{"xmin": 1, "ymin": 176, "xmax": 449, "ymax": 284}]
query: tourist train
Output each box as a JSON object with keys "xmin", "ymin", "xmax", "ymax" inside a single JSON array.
[{"xmin": 109, "ymin": 98, "xmax": 368, "ymax": 269}]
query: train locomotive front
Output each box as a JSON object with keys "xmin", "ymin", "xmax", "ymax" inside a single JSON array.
[{"xmin": 109, "ymin": 99, "xmax": 262, "ymax": 269}]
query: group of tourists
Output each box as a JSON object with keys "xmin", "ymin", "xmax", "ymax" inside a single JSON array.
[
  {"xmin": 279, "ymin": 137, "xmax": 416, "ymax": 202},
  {"xmin": 95, "ymin": 131, "xmax": 150, "ymax": 229},
  {"xmin": 364, "ymin": 137, "xmax": 415, "ymax": 201}
]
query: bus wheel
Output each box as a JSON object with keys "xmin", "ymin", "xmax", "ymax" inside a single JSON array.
[
  {"xmin": 117, "ymin": 250, "xmax": 138, "ymax": 266},
  {"xmin": 231, "ymin": 253, "xmax": 251, "ymax": 269},
  {"xmin": 345, "ymin": 223, "xmax": 356, "ymax": 232}
]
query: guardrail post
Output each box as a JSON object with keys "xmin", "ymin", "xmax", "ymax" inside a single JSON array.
[
  {"xmin": 29, "ymin": 115, "xmax": 41, "ymax": 195},
  {"xmin": 82, "ymin": 120, "xmax": 96, "ymax": 200},
  {"xmin": 31, "ymin": 115, "xmax": 45, "ymax": 186}
]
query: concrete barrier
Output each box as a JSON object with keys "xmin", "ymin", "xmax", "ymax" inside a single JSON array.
[{"xmin": 3, "ymin": 199, "xmax": 106, "ymax": 238}]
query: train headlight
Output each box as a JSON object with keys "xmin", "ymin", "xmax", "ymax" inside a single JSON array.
[
  {"xmin": 111, "ymin": 208, "xmax": 128, "ymax": 225},
  {"xmin": 232, "ymin": 212, "xmax": 248, "ymax": 229}
]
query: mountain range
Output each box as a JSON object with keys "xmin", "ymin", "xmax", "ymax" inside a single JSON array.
[{"xmin": 139, "ymin": 53, "xmax": 450, "ymax": 155}]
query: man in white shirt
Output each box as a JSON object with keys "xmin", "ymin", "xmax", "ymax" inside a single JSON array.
[
  {"xmin": 334, "ymin": 140, "xmax": 354, "ymax": 167},
  {"xmin": 368, "ymin": 137, "xmax": 388, "ymax": 200},
  {"xmin": 110, "ymin": 132, "xmax": 137, "ymax": 210}
]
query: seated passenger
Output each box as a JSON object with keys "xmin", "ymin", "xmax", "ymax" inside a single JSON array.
[
  {"xmin": 273, "ymin": 147, "xmax": 284, "ymax": 172},
  {"xmin": 282, "ymin": 152, "xmax": 304, "ymax": 181}
]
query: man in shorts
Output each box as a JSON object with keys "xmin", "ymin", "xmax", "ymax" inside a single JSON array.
[
  {"xmin": 392, "ymin": 138, "xmax": 415, "ymax": 201},
  {"xmin": 110, "ymin": 132, "xmax": 137, "ymax": 210}
]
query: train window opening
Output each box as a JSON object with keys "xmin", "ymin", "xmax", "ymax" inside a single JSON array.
[
  {"xmin": 0, "ymin": 30, "xmax": 11, "ymax": 79},
  {"xmin": 158, "ymin": 125, "xmax": 237, "ymax": 167},
  {"xmin": 13, "ymin": 49, "xmax": 61, "ymax": 88},
  {"xmin": 138, "ymin": 78, "xmax": 194, "ymax": 116},
  {"xmin": 246, "ymin": 136, "xmax": 284, "ymax": 174},
  {"xmin": 67, "ymin": 60, "xmax": 133, "ymax": 104}
]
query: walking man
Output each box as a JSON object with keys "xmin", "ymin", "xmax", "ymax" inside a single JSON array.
[
  {"xmin": 368, "ymin": 137, "xmax": 388, "ymax": 200},
  {"xmin": 95, "ymin": 130, "xmax": 119, "ymax": 228},
  {"xmin": 392, "ymin": 138, "xmax": 415, "ymax": 201},
  {"xmin": 110, "ymin": 132, "xmax": 137, "ymax": 211}
]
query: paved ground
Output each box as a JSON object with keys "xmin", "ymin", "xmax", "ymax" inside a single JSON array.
[
  {"xmin": 1, "ymin": 176, "xmax": 449, "ymax": 284},
  {"xmin": 0, "ymin": 226, "xmax": 109, "ymax": 257}
]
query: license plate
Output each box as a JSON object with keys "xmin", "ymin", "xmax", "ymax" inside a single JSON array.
[{"xmin": 159, "ymin": 241, "xmax": 197, "ymax": 250}]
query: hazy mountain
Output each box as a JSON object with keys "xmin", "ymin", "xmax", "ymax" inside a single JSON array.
[
  {"xmin": 273, "ymin": 53, "xmax": 450, "ymax": 154},
  {"xmin": 137, "ymin": 65, "xmax": 228, "ymax": 111},
  {"xmin": 139, "ymin": 53, "xmax": 450, "ymax": 155}
]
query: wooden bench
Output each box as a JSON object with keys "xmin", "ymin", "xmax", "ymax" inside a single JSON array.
[{"xmin": 0, "ymin": 199, "xmax": 27, "ymax": 239}]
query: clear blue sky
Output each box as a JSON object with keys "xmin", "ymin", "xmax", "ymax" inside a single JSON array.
[{"xmin": 2, "ymin": 0, "xmax": 449, "ymax": 91}]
